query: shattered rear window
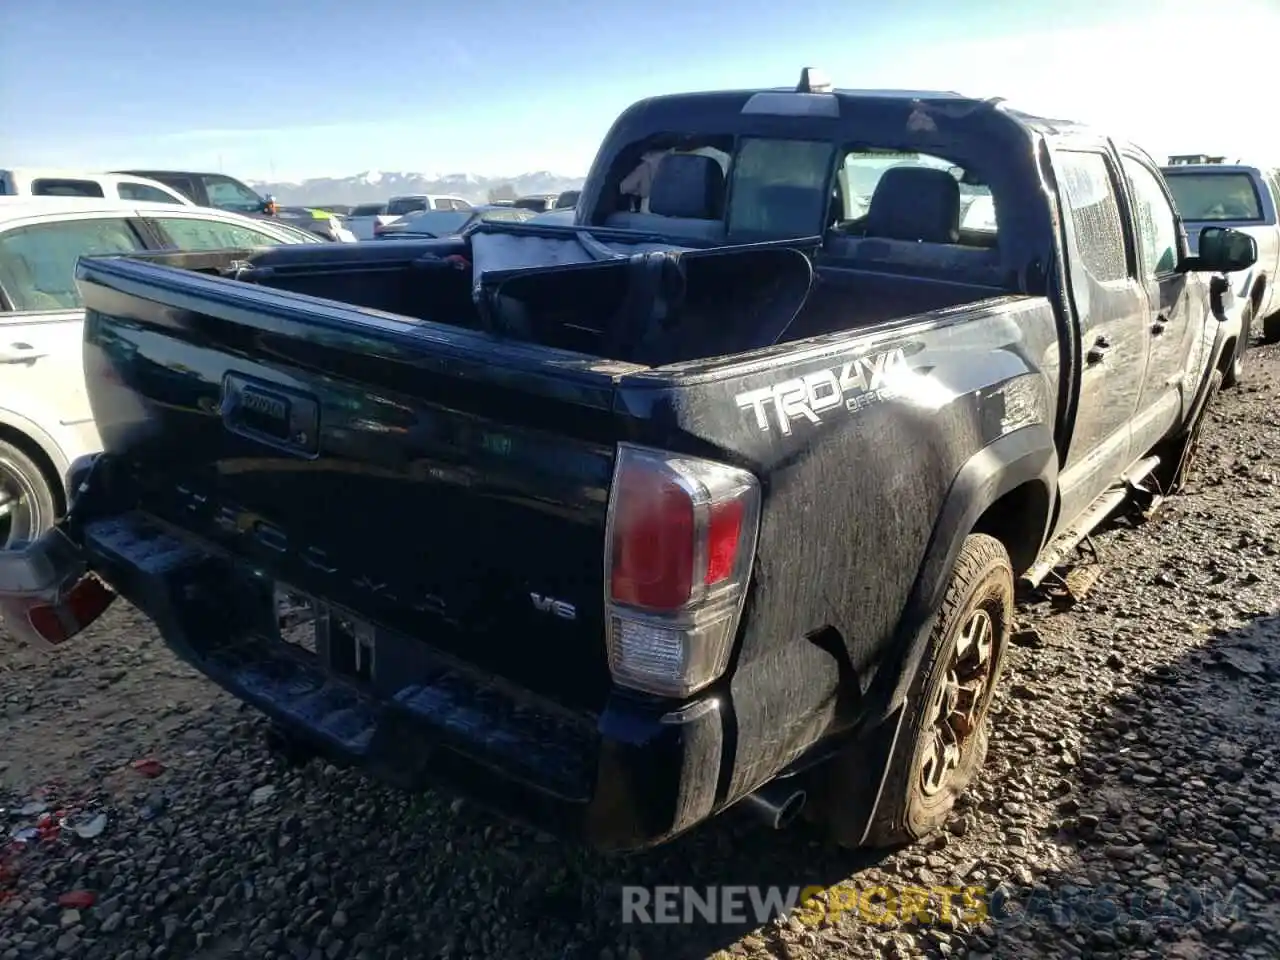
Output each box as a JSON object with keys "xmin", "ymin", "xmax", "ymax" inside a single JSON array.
[{"xmin": 1056, "ymin": 152, "xmax": 1128, "ymax": 283}]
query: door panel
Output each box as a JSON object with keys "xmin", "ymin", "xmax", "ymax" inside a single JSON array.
[
  {"xmin": 0, "ymin": 312, "xmax": 94, "ymax": 429},
  {"xmin": 0, "ymin": 215, "xmax": 148, "ymax": 439},
  {"xmin": 1121, "ymin": 155, "xmax": 1199, "ymax": 454},
  {"xmin": 1053, "ymin": 150, "xmax": 1150, "ymax": 532}
]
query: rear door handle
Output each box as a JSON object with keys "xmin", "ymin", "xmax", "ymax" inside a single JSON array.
[
  {"xmin": 0, "ymin": 342, "xmax": 48, "ymax": 364},
  {"xmin": 1086, "ymin": 335, "xmax": 1110, "ymax": 365}
]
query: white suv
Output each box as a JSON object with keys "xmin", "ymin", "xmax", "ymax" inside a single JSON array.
[
  {"xmin": 0, "ymin": 197, "xmax": 318, "ymax": 548},
  {"xmin": 0, "ymin": 168, "xmax": 194, "ymax": 206}
]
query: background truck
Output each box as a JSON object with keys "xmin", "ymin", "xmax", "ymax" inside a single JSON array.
[
  {"xmin": 0, "ymin": 73, "xmax": 1257, "ymax": 854},
  {"xmin": 1161, "ymin": 161, "xmax": 1280, "ymax": 371}
]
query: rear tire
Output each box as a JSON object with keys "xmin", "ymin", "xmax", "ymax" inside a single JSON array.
[
  {"xmin": 0, "ymin": 439, "xmax": 58, "ymax": 550},
  {"xmin": 861, "ymin": 534, "xmax": 1013, "ymax": 848},
  {"xmin": 1263, "ymin": 310, "xmax": 1280, "ymax": 345}
]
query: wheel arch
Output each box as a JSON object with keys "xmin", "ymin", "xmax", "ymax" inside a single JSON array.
[
  {"xmin": 0, "ymin": 415, "xmax": 70, "ymax": 514},
  {"xmin": 809, "ymin": 425, "xmax": 1058, "ymax": 848},
  {"xmin": 1249, "ymin": 273, "xmax": 1266, "ymax": 314},
  {"xmin": 879, "ymin": 425, "xmax": 1057, "ymax": 719}
]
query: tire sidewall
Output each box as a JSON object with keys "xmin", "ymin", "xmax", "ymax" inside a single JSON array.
[
  {"xmin": 1173, "ymin": 368, "xmax": 1223, "ymax": 492},
  {"xmin": 1229, "ymin": 306, "xmax": 1252, "ymax": 385},
  {"xmin": 0, "ymin": 441, "xmax": 58, "ymax": 548}
]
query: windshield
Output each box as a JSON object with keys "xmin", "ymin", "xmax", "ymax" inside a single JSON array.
[
  {"xmin": 386, "ymin": 197, "xmax": 428, "ymax": 216},
  {"xmin": 396, "ymin": 210, "xmax": 473, "ymax": 235},
  {"xmin": 1164, "ymin": 173, "xmax": 1263, "ymax": 222}
]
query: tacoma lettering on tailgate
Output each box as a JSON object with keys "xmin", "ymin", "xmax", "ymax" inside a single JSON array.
[{"xmin": 735, "ymin": 347, "xmax": 909, "ymax": 435}]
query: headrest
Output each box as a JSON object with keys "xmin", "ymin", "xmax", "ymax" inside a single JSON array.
[
  {"xmin": 865, "ymin": 167, "xmax": 961, "ymax": 243},
  {"xmin": 750, "ymin": 184, "xmax": 823, "ymax": 236},
  {"xmin": 649, "ymin": 154, "xmax": 725, "ymax": 220}
]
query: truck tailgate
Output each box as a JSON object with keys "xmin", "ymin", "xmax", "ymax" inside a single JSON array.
[{"xmin": 76, "ymin": 255, "xmax": 635, "ymax": 714}]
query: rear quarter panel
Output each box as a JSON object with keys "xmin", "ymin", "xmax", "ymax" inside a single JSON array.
[{"xmin": 616, "ymin": 295, "xmax": 1061, "ymax": 794}]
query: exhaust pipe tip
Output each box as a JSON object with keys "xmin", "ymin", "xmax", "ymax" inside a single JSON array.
[{"xmin": 741, "ymin": 783, "xmax": 808, "ymax": 830}]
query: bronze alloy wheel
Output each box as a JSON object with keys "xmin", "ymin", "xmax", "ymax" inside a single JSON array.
[
  {"xmin": 861, "ymin": 533, "xmax": 1013, "ymax": 848},
  {"xmin": 919, "ymin": 604, "xmax": 997, "ymax": 797}
]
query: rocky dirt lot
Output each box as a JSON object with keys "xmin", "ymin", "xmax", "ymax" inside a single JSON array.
[{"xmin": 2, "ymin": 342, "xmax": 1279, "ymax": 960}]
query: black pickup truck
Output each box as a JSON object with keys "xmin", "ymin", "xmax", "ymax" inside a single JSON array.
[{"xmin": 0, "ymin": 72, "xmax": 1258, "ymax": 854}]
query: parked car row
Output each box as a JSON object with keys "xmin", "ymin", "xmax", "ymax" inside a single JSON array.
[
  {"xmin": 346, "ymin": 191, "xmax": 582, "ymax": 239},
  {"xmin": 1, "ymin": 167, "xmax": 356, "ymax": 242}
]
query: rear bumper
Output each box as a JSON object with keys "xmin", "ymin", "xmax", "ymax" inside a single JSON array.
[{"xmin": 4, "ymin": 511, "xmax": 728, "ymax": 852}]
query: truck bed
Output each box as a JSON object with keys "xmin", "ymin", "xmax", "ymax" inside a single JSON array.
[{"xmin": 103, "ymin": 224, "xmax": 1011, "ymax": 368}]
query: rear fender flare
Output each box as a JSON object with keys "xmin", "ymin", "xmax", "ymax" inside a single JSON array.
[
  {"xmin": 811, "ymin": 425, "xmax": 1056, "ymax": 848},
  {"xmin": 876, "ymin": 424, "xmax": 1057, "ymax": 723}
]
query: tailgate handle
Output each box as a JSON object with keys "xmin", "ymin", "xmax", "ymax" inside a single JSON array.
[{"xmin": 220, "ymin": 374, "xmax": 320, "ymax": 457}]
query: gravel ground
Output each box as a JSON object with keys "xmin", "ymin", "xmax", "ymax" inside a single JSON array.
[{"xmin": 2, "ymin": 341, "xmax": 1279, "ymax": 960}]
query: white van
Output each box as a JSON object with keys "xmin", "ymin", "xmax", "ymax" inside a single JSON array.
[{"xmin": 0, "ymin": 168, "xmax": 194, "ymax": 206}]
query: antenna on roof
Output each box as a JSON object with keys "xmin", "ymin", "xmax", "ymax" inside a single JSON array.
[{"xmin": 796, "ymin": 67, "xmax": 832, "ymax": 94}]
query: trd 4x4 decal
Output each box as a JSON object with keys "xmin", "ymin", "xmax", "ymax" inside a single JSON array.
[{"xmin": 734, "ymin": 347, "xmax": 909, "ymax": 435}]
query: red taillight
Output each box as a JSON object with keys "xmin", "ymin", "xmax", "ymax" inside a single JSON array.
[
  {"xmin": 604, "ymin": 444, "xmax": 761, "ymax": 697},
  {"xmin": 1, "ymin": 575, "xmax": 115, "ymax": 648},
  {"xmin": 609, "ymin": 467, "xmax": 694, "ymax": 610},
  {"xmin": 705, "ymin": 498, "xmax": 745, "ymax": 586}
]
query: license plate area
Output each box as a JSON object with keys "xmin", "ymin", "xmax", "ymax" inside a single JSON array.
[{"xmin": 273, "ymin": 585, "xmax": 376, "ymax": 683}]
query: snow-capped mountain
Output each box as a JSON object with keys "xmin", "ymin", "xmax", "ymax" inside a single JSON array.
[{"xmin": 247, "ymin": 170, "xmax": 585, "ymax": 207}]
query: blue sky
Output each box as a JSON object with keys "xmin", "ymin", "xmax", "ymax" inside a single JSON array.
[{"xmin": 3, "ymin": 0, "xmax": 1277, "ymax": 182}]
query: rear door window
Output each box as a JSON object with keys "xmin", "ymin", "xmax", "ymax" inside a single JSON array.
[
  {"xmin": 31, "ymin": 179, "xmax": 106, "ymax": 198},
  {"xmin": 149, "ymin": 174, "xmax": 201, "ymax": 202},
  {"xmin": 0, "ymin": 217, "xmax": 146, "ymax": 310},
  {"xmin": 1055, "ymin": 151, "xmax": 1130, "ymax": 283},
  {"xmin": 117, "ymin": 181, "xmax": 184, "ymax": 203}
]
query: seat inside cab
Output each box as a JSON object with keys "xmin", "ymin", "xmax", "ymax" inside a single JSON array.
[{"xmin": 604, "ymin": 152, "xmax": 728, "ymax": 242}]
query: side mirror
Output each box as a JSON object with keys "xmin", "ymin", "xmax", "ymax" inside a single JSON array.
[{"xmin": 1185, "ymin": 226, "xmax": 1257, "ymax": 273}]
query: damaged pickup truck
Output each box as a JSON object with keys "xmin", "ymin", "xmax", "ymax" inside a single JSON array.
[{"xmin": 0, "ymin": 72, "xmax": 1259, "ymax": 853}]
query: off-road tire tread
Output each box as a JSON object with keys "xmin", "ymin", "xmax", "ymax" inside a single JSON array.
[
  {"xmin": 1263, "ymin": 310, "xmax": 1280, "ymax": 345},
  {"xmin": 1222, "ymin": 304, "xmax": 1252, "ymax": 389},
  {"xmin": 861, "ymin": 533, "xmax": 1012, "ymax": 849}
]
